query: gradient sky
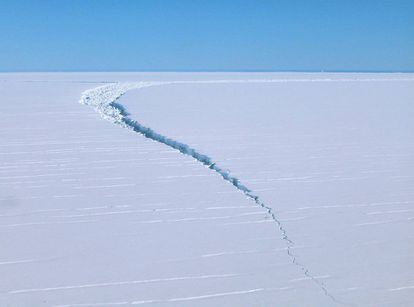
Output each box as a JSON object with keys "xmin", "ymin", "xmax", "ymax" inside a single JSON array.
[{"xmin": 0, "ymin": 0, "xmax": 413, "ymax": 72}]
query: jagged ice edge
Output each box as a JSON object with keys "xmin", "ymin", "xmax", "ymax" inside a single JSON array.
[{"xmin": 79, "ymin": 81, "xmax": 344, "ymax": 304}]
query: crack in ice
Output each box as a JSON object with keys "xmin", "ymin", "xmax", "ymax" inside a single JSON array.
[{"xmin": 79, "ymin": 80, "xmax": 347, "ymax": 304}]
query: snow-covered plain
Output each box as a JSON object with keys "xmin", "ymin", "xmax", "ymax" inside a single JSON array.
[{"xmin": 0, "ymin": 73, "xmax": 413, "ymax": 306}]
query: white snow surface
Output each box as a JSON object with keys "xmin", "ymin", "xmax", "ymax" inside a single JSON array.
[{"xmin": 1, "ymin": 72, "xmax": 413, "ymax": 306}]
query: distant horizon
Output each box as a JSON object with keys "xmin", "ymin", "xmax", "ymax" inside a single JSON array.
[{"xmin": 1, "ymin": 69, "xmax": 414, "ymax": 74}]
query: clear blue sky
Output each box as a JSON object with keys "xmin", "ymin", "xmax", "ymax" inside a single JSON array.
[{"xmin": 1, "ymin": 0, "xmax": 413, "ymax": 72}]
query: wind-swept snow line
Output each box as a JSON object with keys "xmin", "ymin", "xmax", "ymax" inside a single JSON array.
[
  {"xmin": 53, "ymin": 287, "xmax": 290, "ymax": 307},
  {"xmin": 9, "ymin": 273, "xmax": 239, "ymax": 294},
  {"xmin": 79, "ymin": 80, "xmax": 343, "ymax": 304},
  {"xmin": 131, "ymin": 287, "xmax": 284, "ymax": 304}
]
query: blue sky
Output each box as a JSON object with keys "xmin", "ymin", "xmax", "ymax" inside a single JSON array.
[{"xmin": 0, "ymin": 0, "xmax": 413, "ymax": 72}]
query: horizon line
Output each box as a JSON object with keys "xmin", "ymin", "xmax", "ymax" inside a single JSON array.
[{"xmin": 1, "ymin": 69, "xmax": 414, "ymax": 74}]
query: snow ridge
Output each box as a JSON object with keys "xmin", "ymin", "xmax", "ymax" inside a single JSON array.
[{"xmin": 79, "ymin": 81, "xmax": 343, "ymax": 304}]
